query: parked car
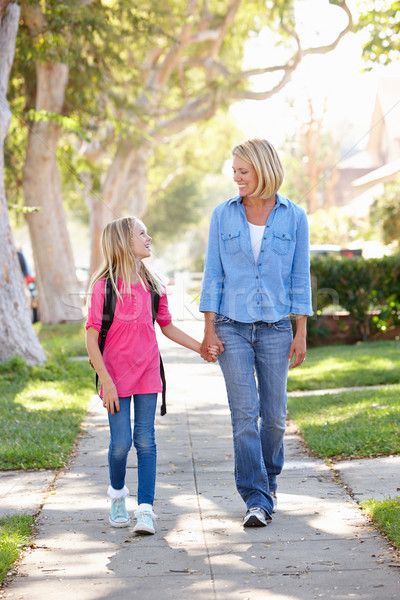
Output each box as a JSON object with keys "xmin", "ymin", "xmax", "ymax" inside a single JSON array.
[
  {"xmin": 17, "ymin": 250, "xmax": 39, "ymax": 323},
  {"xmin": 310, "ymin": 244, "xmax": 362, "ymax": 258}
]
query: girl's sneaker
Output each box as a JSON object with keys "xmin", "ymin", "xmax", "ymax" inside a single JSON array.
[
  {"xmin": 109, "ymin": 497, "xmax": 131, "ymax": 527},
  {"xmin": 133, "ymin": 504, "xmax": 157, "ymax": 535}
]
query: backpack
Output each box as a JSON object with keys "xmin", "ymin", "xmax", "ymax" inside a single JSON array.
[{"xmin": 94, "ymin": 278, "xmax": 167, "ymax": 416}]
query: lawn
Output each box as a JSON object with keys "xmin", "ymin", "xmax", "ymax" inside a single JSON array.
[
  {"xmin": 0, "ymin": 515, "xmax": 34, "ymax": 584},
  {"xmin": 287, "ymin": 385, "xmax": 400, "ymax": 459},
  {"xmin": 287, "ymin": 339, "xmax": 400, "ymax": 391},
  {"xmin": 0, "ymin": 322, "xmax": 92, "ymax": 470},
  {"xmin": 362, "ymin": 498, "xmax": 400, "ymax": 551}
]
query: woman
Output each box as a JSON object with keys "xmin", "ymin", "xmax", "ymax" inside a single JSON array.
[{"xmin": 199, "ymin": 138, "xmax": 313, "ymax": 527}]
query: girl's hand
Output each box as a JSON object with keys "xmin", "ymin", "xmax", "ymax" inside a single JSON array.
[
  {"xmin": 207, "ymin": 344, "xmax": 220, "ymax": 361},
  {"xmin": 102, "ymin": 382, "xmax": 119, "ymax": 415}
]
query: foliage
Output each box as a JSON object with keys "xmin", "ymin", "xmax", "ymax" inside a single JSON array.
[
  {"xmin": 144, "ymin": 110, "xmax": 241, "ymax": 244},
  {"xmin": 370, "ymin": 180, "xmax": 400, "ymax": 246},
  {"xmin": 0, "ymin": 323, "xmax": 92, "ymax": 470},
  {"xmin": 280, "ymin": 101, "xmax": 342, "ymax": 214},
  {"xmin": 287, "ymin": 339, "xmax": 400, "ymax": 391},
  {"xmin": 0, "ymin": 515, "xmax": 34, "ymax": 585},
  {"xmin": 362, "ymin": 497, "xmax": 400, "ymax": 550},
  {"xmin": 287, "ymin": 384, "xmax": 400, "ymax": 458},
  {"xmin": 307, "ymin": 207, "xmax": 358, "ymax": 246},
  {"xmin": 357, "ymin": 1, "xmax": 400, "ymax": 67},
  {"xmin": 311, "ymin": 254, "xmax": 400, "ymax": 340}
]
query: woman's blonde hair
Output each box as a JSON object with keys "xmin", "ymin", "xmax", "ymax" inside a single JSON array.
[
  {"xmin": 88, "ymin": 216, "xmax": 164, "ymax": 301},
  {"xmin": 232, "ymin": 138, "xmax": 284, "ymax": 199}
]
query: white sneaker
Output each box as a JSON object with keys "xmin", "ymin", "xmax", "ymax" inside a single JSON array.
[
  {"xmin": 243, "ymin": 507, "xmax": 271, "ymax": 527},
  {"xmin": 109, "ymin": 497, "xmax": 130, "ymax": 528},
  {"xmin": 133, "ymin": 505, "xmax": 157, "ymax": 535}
]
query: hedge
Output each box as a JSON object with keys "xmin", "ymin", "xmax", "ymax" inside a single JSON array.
[{"xmin": 310, "ymin": 254, "xmax": 400, "ymax": 341}]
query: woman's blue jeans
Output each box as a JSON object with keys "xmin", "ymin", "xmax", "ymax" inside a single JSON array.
[
  {"xmin": 108, "ymin": 394, "xmax": 157, "ymax": 505},
  {"xmin": 215, "ymin": 317, "xmax": 293, "ymax": 516}
]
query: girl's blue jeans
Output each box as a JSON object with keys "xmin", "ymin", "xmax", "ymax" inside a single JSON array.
[
  {"xmin": 108, "ymin": 393, "xmax": 157, "ymax": 505},
  {"xmin": 215, "ymin": 316, "xmax": 293, "ymax": 517}
]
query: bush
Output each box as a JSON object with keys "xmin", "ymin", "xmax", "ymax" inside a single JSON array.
[{"xmin": 311, "ymin": 254, "xmax": 400, "ymax": 341}]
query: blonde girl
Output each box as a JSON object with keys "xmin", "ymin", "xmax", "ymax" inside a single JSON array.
[{"xmin": 86, "ymin": 216, "xmax": 217, "ymax": 534}]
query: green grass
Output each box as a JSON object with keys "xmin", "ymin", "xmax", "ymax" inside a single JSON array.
[
  {"xmin": 362, "ymin": 497, "xmax": 400, "ymax": 550},
  {"xmin": 288, "ymin": 340, "xmax": 400, "ymax": 391},
  {"xmin": 33, "ymin": 321, "xmax": 88, "ymax": 357},
  {"xmin": 0, "ymin": 515, "xmax": 34, "ymax": 584},
  {"xmin": 0, "ymin": 322, "xmax": 93, "ymax": 470},
  {"xmin": 287, "ymin": 385, "xmax": 400, "ymax": 459}
]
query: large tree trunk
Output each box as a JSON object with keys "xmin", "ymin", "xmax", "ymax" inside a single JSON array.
[
  {"xmin": 89, "ymin": 143, "xmax": 151, "ymax": 274},
  {"xmin": 0, "ymin": 2, "xmax": 46, "ymax": 364},
  {"xmin": 23, "ymin": 60, "xmax": 82, "ymax": 323}
]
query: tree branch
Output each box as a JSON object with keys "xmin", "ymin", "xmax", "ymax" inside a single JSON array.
[{"xmin": 223, "ymin": 0, "xmax": 353, "ymax": 102}]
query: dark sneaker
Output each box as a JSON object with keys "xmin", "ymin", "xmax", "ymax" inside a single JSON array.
[
  {"xmin": 243, "ymin": 507, "xmax": 272, "ymax": 527},
  {"xmin": 271, "ymin": 490, "xmax": 277, "ymax": 513}
]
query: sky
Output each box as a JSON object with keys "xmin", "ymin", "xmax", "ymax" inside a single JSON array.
[{"xmin": 230, "ymin": 0, "xmax": 400, "ymax": 157}]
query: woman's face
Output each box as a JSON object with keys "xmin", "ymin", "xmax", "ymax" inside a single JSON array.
[
  {"xmin": 232, "ymin": 155, "xmax": 258, "ymax": 198},
  {"xmin": 132, "ymin": 219, "xmax": 152, "ymax": 260}
]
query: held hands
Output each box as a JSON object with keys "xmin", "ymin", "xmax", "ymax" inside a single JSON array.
[{"xmin": 200, "ymin": 333, "xmax": 225, "ymax": 363}]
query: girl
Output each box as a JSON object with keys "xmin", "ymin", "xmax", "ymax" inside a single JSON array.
[{"xmin": 86, "ymin": 216, "xmax": 218, "ymax": 535}]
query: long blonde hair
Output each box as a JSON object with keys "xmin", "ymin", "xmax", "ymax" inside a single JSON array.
[{"xmin": 88, "ymin": 216, "xmax": 165, "ymax": 301}]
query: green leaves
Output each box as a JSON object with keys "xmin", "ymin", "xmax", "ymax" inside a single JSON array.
[{"xmin": 311, "ymin": 254, "xmax": 400, "ymax": 340}]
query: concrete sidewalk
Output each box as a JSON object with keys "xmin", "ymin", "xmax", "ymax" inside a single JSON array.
[{"xmin": 1, "ymin": 319, "xmax": 400, "ymax": 599}]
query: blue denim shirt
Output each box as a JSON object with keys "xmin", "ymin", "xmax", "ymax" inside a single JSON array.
[{"xmin": 199, "ymin": 193, "xmax": 313, "ymax": 322}]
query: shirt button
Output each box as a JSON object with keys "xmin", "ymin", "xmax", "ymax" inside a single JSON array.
[
  {"xmin": 257, "ymin": 289, "xmax": 260, "ymax": 292},
  {"xmin": 256, "ymin": 276, "xmax": 259, "ymax": 279},
  {"xmin": 261, "ymin": 250, "xmax": 264, "ymax": 253},
  {"xmin": 258, "ymin": 263, "xmax": 261, "ymax": 266}
]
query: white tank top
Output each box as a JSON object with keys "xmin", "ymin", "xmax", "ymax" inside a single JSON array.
[{"xmin": 248, "ymin": 222, "xmax": 266, "ymax": 261}]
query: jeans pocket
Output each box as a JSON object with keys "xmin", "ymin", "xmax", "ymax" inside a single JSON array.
[
  {"xmin": 271, "ymin": 317, "xmax": 293, "ymax": 332},
  {"xmin": 214, "ymin": 313, "xmax": 232, "ymax": 325}
]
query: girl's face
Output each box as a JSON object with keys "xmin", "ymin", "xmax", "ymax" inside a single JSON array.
[
  {"xmin": 132, "ymin": 219, "xmax": 152, "ymax": 260},
  {"xmin": 232, "ymin": 155, "xmax": 258, "ymax": 198}
]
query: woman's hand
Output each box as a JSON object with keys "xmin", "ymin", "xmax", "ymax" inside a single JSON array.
[
  {"xmin": 102, "ymin": 381, "xmax": 119, "ymax": 415},
  {"xmin": 288, "ymin": 334, "xmax": 306, "ymax": 369}
]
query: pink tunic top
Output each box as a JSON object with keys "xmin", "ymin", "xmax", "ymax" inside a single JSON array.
[{"xmin": 86, "ymin": 279, "xmax": 172, "ymax": 398}]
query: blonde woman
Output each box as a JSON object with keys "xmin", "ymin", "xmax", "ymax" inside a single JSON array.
[
  {"xmin": 86, "ymin": 217, "xmax": 217, "ymax": 535},
  {"xmin": 199, "ymin": 139, "xmax": 312, "ymax": 527}
]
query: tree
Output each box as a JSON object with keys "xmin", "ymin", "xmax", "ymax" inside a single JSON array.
[
  {"xmin": 8, "ymin": 0, "xmax": 354, "ymax": 305},
  {"xmin": 370, "ymin": 179, "xmax": 400, "ymax": 246},
  {"xmin": 20, "ymin": 1, "xmax": 87, "ymax": 324},
  {"xmin": 281, "ymin": 98, "xmax": 341, "ymax": 214},
  {"xmin": 85, "ymin": 0, "xmax": 353, "ymax": 271},
  {"xmin": 357, "ymin": 0, "xmax": 400, "ymax": 66},
  {"xmin": 0, "ymin": 0, "xmax": 46, "ymax": 365}
]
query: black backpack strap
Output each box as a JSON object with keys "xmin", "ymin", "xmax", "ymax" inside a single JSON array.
[
  {"xmin": 151, "ymin": 290, "xmax": 166, "ymax": 416},
  {"xmin": 96, "ymin": 279, "xmax": 116, "ymax": 392}
]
